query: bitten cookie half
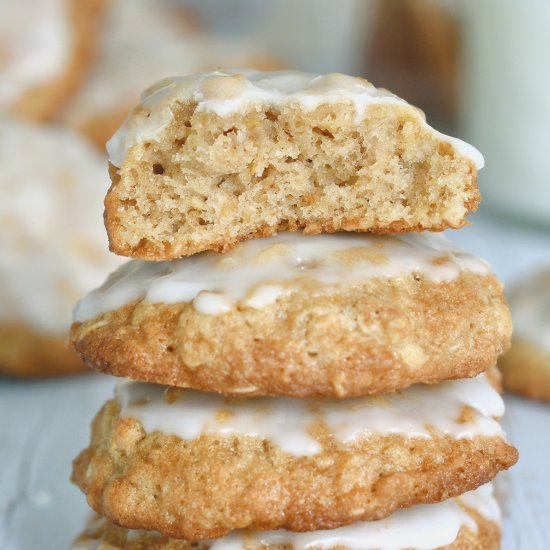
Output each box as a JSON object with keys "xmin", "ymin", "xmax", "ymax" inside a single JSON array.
[
  {"xmin": 104, "ymin": 69, "xmax": 483, "ymax": 260},
  {"xmin": 499, "ymin": 269, "xmax": 550, "ymax": 402},
  {"xmin": 0, "ymin": 0, "xmax": 105, "ymax": 121},
  {"xmin": 71, "ymin": 484, "xmax": 501, "ymax": 549},
  {"xmin": 71, "ymin": 373, "xmax": 517, "ymax": 540},
  {"xmin": 71, "ymin": 233, "xmax": 511, "ymax": 397}
]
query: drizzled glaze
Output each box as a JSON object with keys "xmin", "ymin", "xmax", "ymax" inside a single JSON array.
[
  {"xmin": 73, "ymin": 484, "xmax": 498, "ymax": 550},
  {"xmin": 115, "ymin": 372, "xmax": 505, "ymax": 458},
  {"xmin": 457, "ymin": 482, "xmax": 501, "ymax": 524},
  {"xmin": 106, "ymin": 69, "xmax": 484, "ymax": 169},
  {"xmin": 207, "ymin": 499, "xmax": 473, "ymax": 550},
  {"xmin": 73, "ymin": 232, "xmax": 490, "ymax": 322}
]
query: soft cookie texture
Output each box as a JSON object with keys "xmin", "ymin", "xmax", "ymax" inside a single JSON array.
[
  {"xmin": 104, "ymin": 70, "xmax": 483, "ymax": 260},
  {"xmin": 499, "ymin": 269, "xmax": 550, "ymax": 402},
  {"xmin": 71, "ymin": 488, "xmax": 501, "ymax": 550},
  {"xmin": 71, "ymin": 376, "xmax": 517, "ymax": 540},
  {"xmin": 0, "ymin": 0, "xmax": 105, "ymax": 121},
  {"xmin": 71, "ymin": 233, "xmax": 511, "ymax": 397},
  {"xmin": 0, "ymin": 118, "xmax": 121, "ymax": 377}
]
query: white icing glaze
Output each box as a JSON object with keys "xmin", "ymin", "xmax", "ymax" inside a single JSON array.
[
  {"xmin": 73, "ymin": 232, "xmax": 490, "ymax": 322},
  {"xmin": 74, "ymin": 484, "xmax": 498, "ymax": 550},
  {"xmin": 106, "ymin": 69, "xmax": 484, "ymax": 170},
  {"xmin": 457, "ymin": 482, "xmax": 501, "ymax": 525},
  {"xmin": 0, "ymin": 118, "xmax": 122, "ymax": 333},
  {"xmin": 207, "ymin": 500, "xmax": 474, "ymax": 550},
  {"xmin": 0, "ymin": 0, "xmax": 70, "ymax": 106},
  {"xmin": 115, "ymin": 373, "xmax": 504, "ymax": 458},
  {"xmin": 508, "ymin": 268, "xmax": 550, "ymax": 353}
]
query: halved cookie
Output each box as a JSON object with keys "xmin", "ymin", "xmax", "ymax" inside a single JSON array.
[{"xmin": 104, "ymin": 69, "xmax": 483, "ymax": 260}]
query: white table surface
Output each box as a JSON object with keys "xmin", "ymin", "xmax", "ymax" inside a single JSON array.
[{"xmin": 1, "ymin": 213, "xmax": 549, "ymax": 550}]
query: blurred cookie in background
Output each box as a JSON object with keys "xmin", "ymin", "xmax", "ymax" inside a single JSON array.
[
  {"xmin": 62, "ymin": 0, "xmax": 283, "ymax": 149},
  {"xmin": 499, "ymin": 268, "xmax": 550, "ymax": 403},
  {"xmin": 365, "ymin": 0, "xmax": 458, "ymax": 129},
  {"xmin": 0, "ymin": 0, "xmax": 106, "ymax": 122},
  {"xmin": 0, "ymin": 118, "xmax": 121, "ymax": 377}
]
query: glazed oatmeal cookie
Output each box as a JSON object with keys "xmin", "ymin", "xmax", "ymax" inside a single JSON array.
[
  {"xmin": 104, "ymin": 70, "xmax": 483, "ymax": 260},
  {"xmin": 72, "ymin": 374, "xmax": 517, "ymax": 540},
  {"xmin": 71, "ymin": 233, "xmax": 511, "ymax": 396}
]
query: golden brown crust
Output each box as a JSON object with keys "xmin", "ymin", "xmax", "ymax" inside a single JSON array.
[
  {"xmin": 105, "ymin": 100, "xmax": 480, "ymax": 260},
  {"xmin": 71, "ymin": 399, "xmax": 517, "ymax": 540},
  {"xmin": 71, "ymin": 509, "xmax": 500, "ymax": 550},
  {"xmin": 0, "ymin": 323, "xmax": 87, "ymax": 378},
  {"xmin": 12, "ymin": 0, "xmax": 106, "ymax": 122},
  {"xmin": 70, "ymin": 272, "xmax": 511, "ymax": 397},
  {"xmin": 499, "ymin": 337, "xmax": 550, "ymax": 403}
]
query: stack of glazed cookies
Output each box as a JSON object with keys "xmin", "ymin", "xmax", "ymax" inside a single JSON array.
[{"xmin": 69, "ymin": 70, "xmax": 518, "ymax": 549}]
